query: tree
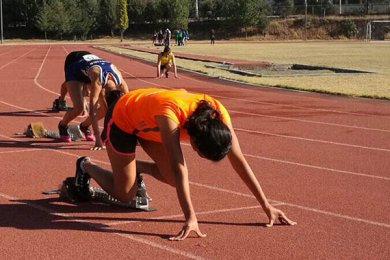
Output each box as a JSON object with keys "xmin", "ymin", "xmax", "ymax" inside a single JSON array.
[
  {"xmin": 98, "ymin": 0, "xmax": 119, "ymax": 36},
  {"xmin": 127, "ymin": 0, "xmax": 147, "ymax": 23},
  {"xmin": 273, "ymin": 0, "xmax": 294, "ymax": 18},
  {"xmin": 167, "ymin": 0, "xmax": 190, "ymax": 29},
  {"xmin": 118, "ymin": 0, "xmax": 129, "ymax": 41},
  {"xmin": 45, "ymin": 0, "xmax": 71, "ymax": 39},
  {"xmin": 144, "ymin": 1, "xmax": 160, "ymax": 24},
  {"xmin": 68, "ymin": 0, "xmax": 99, "ymax": 40},
  {"xmin": 35, "ymin": 1, "xmax": 51, "ymax": 40},
  {"xmin": 229, "ymin": 0, "xmax": 269, "ymax": 37}
]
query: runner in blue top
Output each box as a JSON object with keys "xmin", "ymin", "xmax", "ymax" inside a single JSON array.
[{"xmin": 57, "ymin": 51, "xmax": 129, "ymax": 150}]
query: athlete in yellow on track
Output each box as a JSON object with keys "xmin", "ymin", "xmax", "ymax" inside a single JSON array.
[
  {"xmin": 156, "ymin": 46, "xmax": 178, "ymax": 78},
  {"xmin": 70, "ymin": 88, "xmax": 297, "ymax": 241}
]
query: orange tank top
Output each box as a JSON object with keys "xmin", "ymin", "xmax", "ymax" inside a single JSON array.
[{"xmin": 112, "ymin": 88, "xmax": 231, "ymax": 142}]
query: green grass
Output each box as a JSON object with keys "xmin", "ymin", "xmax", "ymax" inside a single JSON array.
[{"xmin": 100, "ymin": 40, "xmax": 390, "ymax": 99}]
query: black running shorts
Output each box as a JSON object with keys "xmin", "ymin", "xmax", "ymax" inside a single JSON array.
[{"xmin": 101, "ymin": 95, "xmax": 138, "ymax": 155}]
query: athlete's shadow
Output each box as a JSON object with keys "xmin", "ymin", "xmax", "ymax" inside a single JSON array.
[
  {"xmin": 0, "ymin": 138, "xmax": 91, "ymax": 151},
  {"xmin": 0, "ymin": 197, "xmax": 266, "ymax": 240},
  {"xmin": 0, "ymin": 109, "xmax": 57, "ymax": 117},
  {"xmin": 0, "ymin": 198, "xmax": 171, "ymax": 238}
]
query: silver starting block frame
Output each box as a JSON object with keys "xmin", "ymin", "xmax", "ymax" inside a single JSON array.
[
  {"xmin": 15, "ymin": 122, "xmax": 85, "ymax": 141},
  {"xmin": 89, "ymin": 186, "xmax": 156, "ymax": 211},
  {"xmin": 43, "ymin": 185, "xmax": 156, "ymax": 212}
]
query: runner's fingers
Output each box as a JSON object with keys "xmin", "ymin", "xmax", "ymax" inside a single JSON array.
[
  {"xmin": 278, "ymin": 211, "xmax": 297, "ymax": 225},
  {"xmin": 266, "ymin": 218, "xmax": 275, "ymax": 228}
]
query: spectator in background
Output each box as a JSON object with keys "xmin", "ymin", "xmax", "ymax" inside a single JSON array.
[
  {"xmin": 174, "ymin": 29, "xmax": 180, "ymax": 45},
  {"xmin": 152, "ymin": 31, "xmax": 158, "ymax": 45},
  {"xmin": 157, "ymin": 46, "xmax": 178, "ymax": 78},
  {"xmin": 157, "ymin": 30, "xmax": 164, "ymax": 45},
  {"xmin": 165, "ymin": 28, "xmax": 171, "ymax": 46},
  {"xmin": 210, "ymin": 29, "xmax": 215, "ymax": 45},
  {"xmin": 183, "ymin": 30, "xmax": 189, "ymax": 45}
]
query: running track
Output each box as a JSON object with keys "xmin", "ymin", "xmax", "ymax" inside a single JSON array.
[{"xmin": 0, "ymin": 44, "xmax": 389, "ymax": 259}]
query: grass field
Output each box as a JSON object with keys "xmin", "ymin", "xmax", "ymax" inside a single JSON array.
[{"xmin": 102, "ymin": 40, "xmax": 390, "ymax": 100}]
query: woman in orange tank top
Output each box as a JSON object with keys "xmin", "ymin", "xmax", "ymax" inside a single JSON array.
[{"xmin": 72, "ymin": 88, "xmax": 296, "ymax": 241}]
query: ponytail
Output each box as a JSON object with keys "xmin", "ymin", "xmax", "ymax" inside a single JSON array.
[{"xmin": 184, "ymin": 100, "xmax": 232, "ymax": 161}]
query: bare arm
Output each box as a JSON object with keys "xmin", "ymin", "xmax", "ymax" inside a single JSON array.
[
  {"xmin": 171, "ymin": 54, "xmax": 178, "ymax": 78},
  {"xmin": 156, "ymin": 55, "xmax": 162, "ymax": 77},
  {"xmin": 155, "ymin": 115, "xmax": 206, "ymax": 240},
  {"xmin": 227, "ymin": 126, "xmax": 296, "ymax": 227},
  {"xmin": 88, "ymin": 67, "xmax": 105, "ymax": 149}
]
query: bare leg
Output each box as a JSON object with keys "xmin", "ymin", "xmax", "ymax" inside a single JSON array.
[
  {"xmin": 59, "ymin": 81, "xmax": 68, "ymax": 101},
  {"xmin": 83, "ymin": 142, "xmax": 137, "ymax": 202},
  {"xmin": 60, "ymin": 81, "xmax": 84, "ymax": 126},
  {"xmin": 80, "ymin": 95, "xmax": 106, "ymax": 127},
  {"xmin": 137, "ymin": 139, "xmax": 177, "ymax": 187}
]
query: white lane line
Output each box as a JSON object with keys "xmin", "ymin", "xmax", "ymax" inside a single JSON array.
[
  {"xmin": 0, "ymin": 148, "xmax": 44, "ymax": 154},
  {"xmin": 0, "ymin": 48, "xmax": 36, "ymax": 70},
  {"xmin": 0, "ymin": 134, "xmax": 389, "ymax": 230},
  {"xmin": 33, "ymin": 45, "xmax": 59, "ymax": 96},
  {"xmin": 190, "ymin": 182, "xmax": 390, "ymax": 228},
  {"xmin": 0, "ymin": 192, "xmax": 204, "ymax": 260},
  {"xmin": 104, "ymin": 205, "xmax": 277, "ymax": 227},
  {"xmin": 235, "ymin": 127, "xmax": 390, "ymax": 153},
  {"xmin": 1, "ymin": 97, "xmax": 389, "ymax": 182},
  {"xmin": 230, "ymin": 110, "xmax": 390, "ymax": 133},
  {"xmin": 279, "ymin": 202, "xmax": 390, "ymax": 228},
  {"xmin": 4, "ymin": 96, "xmax": 388, "ymax": 156},
  {"xmin": 214, "ymin": 94, "xmax": 390, "ymax": 118},
  {"xmin": 1, "ymin": 95, "xmax": 389, "ymax": 182},
  {"xmin": 244, "ymin": 153, "xmax": 390, "ymax": 181}
]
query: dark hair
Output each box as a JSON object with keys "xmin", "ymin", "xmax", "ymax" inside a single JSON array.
[
  {"xmin": 163, "ymin": 46, "xmax": 170, "ymax": 53},
  {"xmin": 184, "ymin": 100, "xmax": 232, "ymax": 161}
]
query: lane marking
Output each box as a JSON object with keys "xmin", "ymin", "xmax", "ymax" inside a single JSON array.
[
  {"xmin": 1, "ymin": 98, "xmax": 389, "ymax": 182},
  {"xmin": 33, "ymin": 45, "xmax": 59, "ymax": 96},
  {"xmin": 230, "ymin": 110, "xmax": 390, "ymax": 133},
  {"xmin": 0, "ymin": 48, "xmax": 36, "ymax": 70},
  {"xmin": 0, "ymin": 192, "xmax": 204, "ymax": 260},
  {"xmin": 244, "ymin": 153, "xmax": 390, "ymax": 181},
  {"xmin": 189, "ymin": 183, "xmax": 390, "ymax": 228},
  {"xmin": 235, "ymin": 127, "xmax": 390, "ymax": 153},
  {"xmin": 214, "ymin": 95, "xmax": 390, "ymax": 118},
  {"xmin": 0, "ymin": 148, "xmax": 44, "ymax": 154},
  {"xmin": 104, "ymin": 205, "xmax": 273, "ymax": 227},
  {"xmin": 0, "ymin": 134, "xmax": 389, "ymax": 231}
]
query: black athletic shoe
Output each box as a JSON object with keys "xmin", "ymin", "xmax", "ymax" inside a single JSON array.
[
  {"xmin": 75, "ymin": 156, "xmax": 91, "ymax": 189},
  {"xmin": 58, "ymin": 123, "xmax": 71, "ymax": 142},
  {"xmin": 52, "ymin": 98, "xmax": 70, "ymax": 111},
  {"xmin": 136, "ymin": 174, "xmax": 152, "ymax": 201},
  {"xmin": 60, "ymin": 177, "xmax": 91, "ymax": 202},
  {"xmin": 165, "ymin": 72, "xmax": 169, "ymax": 78}
]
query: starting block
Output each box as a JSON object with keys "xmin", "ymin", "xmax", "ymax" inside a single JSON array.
[
  {"xmin": 43, "ymin": 177, "xmax": 156, "ymax": 212},
  {"xmin": 15, "ymin": 122, "xmax": 84, "ymax": 141}
]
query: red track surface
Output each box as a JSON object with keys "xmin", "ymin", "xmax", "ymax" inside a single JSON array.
[{"xmin": 0, "ymin": 44, "xmax": 389, "ymax": 259}]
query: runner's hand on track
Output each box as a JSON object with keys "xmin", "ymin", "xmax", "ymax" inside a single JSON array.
[
  {"xmin": 169, "ymin": 220, "xmax": 206, "ymax": 241},
  {"xmin": 265, "ymin": 205, "xmax": 297, "ymax": 227},
  {"xmin": 90, "ymin": 139, "xmax": 106, "ymax": 151}
]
